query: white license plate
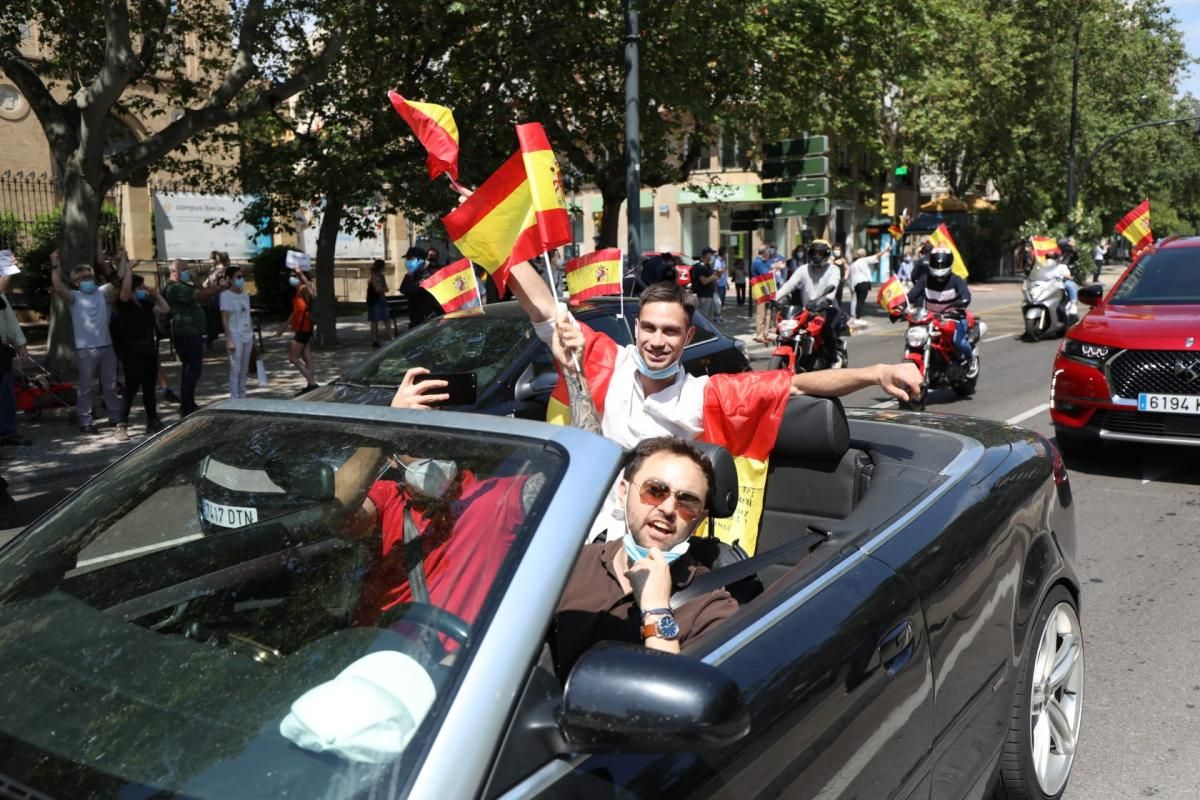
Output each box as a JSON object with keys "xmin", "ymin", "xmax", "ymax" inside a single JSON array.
[
  {"xmin": 1137, "ymin": 393, "xmax": 1200, "ymax": 415},
  {"xmin": 201, "ymin": 498, "xmax": 259, "ymax": 528}
]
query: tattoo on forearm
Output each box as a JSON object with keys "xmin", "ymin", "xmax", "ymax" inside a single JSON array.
[{"xmin": 565, "ymin": 367, "xmax": 602, "ymax": 434}]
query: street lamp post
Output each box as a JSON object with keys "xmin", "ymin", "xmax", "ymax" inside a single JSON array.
[
  {"xmin": 624, "ymin": 0, "xmax": 641, "ymax": 270},
  {"xmin": 1065, "ymin": 17, "xmax": 1083, "ymax": 226},
  {"xmin": 1074, "ymin": 114, "xmax": 1200, "ymax": 211}
]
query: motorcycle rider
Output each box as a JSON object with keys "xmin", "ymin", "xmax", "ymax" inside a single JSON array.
[
  {"xmin": 1042, "ymin": 255, "xmax": 1079, "ymax": 317},
  {"xmin": 898, "ymin": 247, "xmax": 978, "ymax": 377},
  {"xmin": 775, "ymin": 239, "xmax": 845, "ymax": 365}
]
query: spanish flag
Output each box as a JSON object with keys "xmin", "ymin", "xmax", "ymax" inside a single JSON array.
[
  {"xmin": 1030, "ymin": 235, "xmax": 1061, "ymax": 263},
  {"xmin": 546, "ymin": 325, "xmax": 792, "ymax": 553},
  {"xmin": 420, "ymin": 258, "xmax": 481, "ymax": 312},
  {"xmin": 750, "ymin": 272, "xmax": 777, "ymax": 304},
  {"xmin": 928, "ymin": 223, "xmax": 969, "ymax": 278},
  {"xmin": 441, "ymin": 123, "xmax": 571, "ymax": 294},
  {"xmin": 1115, "ymin": 199, "xmax": 1153, "ymax": 257},
  {"xmin": 566, "ymin": 248, "xmax": 622, "ymax": 305},
  {"xmin": 877, "ymin": 275, "xmax": 906, "ymax": 311},
  {"xmin": 387, "ymin": 92, "xmax": 459, "ymax": 181}
]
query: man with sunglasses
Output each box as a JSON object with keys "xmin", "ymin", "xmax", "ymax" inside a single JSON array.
[{"xmin": 550, "ymin": 437, "xmax": 737, "ymax": 679}]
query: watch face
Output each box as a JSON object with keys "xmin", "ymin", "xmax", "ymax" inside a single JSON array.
[{"xmin": 657, "ymin": 615, "xmax": 680, "ymax": 641}]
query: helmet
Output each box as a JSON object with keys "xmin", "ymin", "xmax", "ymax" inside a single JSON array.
[
  {"xmin": 929, "ymin": 248, "xmax": 954, "ymax": 279},
  {"xmin": 808, "ymin": 240, "xmax": 831, "ymax": 264}
]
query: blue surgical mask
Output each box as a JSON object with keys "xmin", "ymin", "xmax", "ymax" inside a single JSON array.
[
  {"xmin": 622, "ymin": 530, "xmax": 692, "ymax": 565},
  {"xmin": 134, "ymin": 288, "xmax": 149, "ymax": 301},
  {"xmin": 79, "ymin": 280, "xmax": 96, "ymax": 294},
  {"xmin": 288, "ymin": 276, "xmax": 301, "ymax": 288},
  {"xmin": 233, "ymin": 276, "xmax": 245, "ymax": 289},
  {"xmin": 180, "ymin": 270, "xmax": 191, "ymax": 282},
  {"xmin": 631, "ymin": 348, "xmax": 681, "ymax": 381},
  {"xmin": 405, "ymin": 258, "xmax": 424, "ymax": 273}
]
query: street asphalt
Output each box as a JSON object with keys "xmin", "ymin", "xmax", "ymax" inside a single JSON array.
[{"xmin": 1, "ymin": 266, "xmax": 1197, "ymax": 797}]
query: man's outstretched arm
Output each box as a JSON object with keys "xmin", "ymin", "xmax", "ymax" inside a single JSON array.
[
  {"xmin": 508, "ymin": 262, "xmax": 557, "ymax": 323},
  {"xmin": 791, "ymin": 362, "xmax": 923, "ymax": 402}
]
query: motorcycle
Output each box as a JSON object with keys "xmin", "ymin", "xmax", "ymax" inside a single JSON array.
[
  {"xmin": 767, "ymin": 300, "xmax": 848, "ymax": 373},
  {"xmin": 1022, "ymin": 263, "xmax": 1077, "ymax": 341},
  {"xmin": 893, "ymin": 304, "xmax": 986, "ymax": 411}
]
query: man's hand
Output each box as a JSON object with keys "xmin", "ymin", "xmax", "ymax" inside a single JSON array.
[
  {"xmin": 226, "ymin": 339, "xmax": 236, "ymax": 352},
  {"xmin": 551, "ymin": 309, "xmax": 584, "ymax": 371},
  {"xmin": 391, "ymin": 367, "xmax": 449, "ymax": 409},
  {"xmin": 877, "ymin": 362, "xmax": 923, "ymax": 401},
  {"xmin": 625, "ymin": 548, "xmax": 673, "ymax": 612}
]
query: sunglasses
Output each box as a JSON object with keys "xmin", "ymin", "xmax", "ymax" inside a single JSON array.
[{"xmin": 632, "ymin": 478, "xmax": 705, "ymax": 522}]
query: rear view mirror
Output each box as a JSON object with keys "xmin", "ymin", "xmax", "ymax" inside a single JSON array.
[
  {"xmin": 558, "ymin": 643, "xmax": 750, "ymax": 752},
  {"xmin": 264, "ymin": 459, "xmax": 335, "ymax": 501},
  {"xmin": 1078, "ymin": 284, "xmax": 1104, "ymax": 307},
  {"xmin": 514, "ymin": 362, "xmax": 560, "ymax": 402}
]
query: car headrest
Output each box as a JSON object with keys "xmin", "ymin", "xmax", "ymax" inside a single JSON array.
[
  {"xmin": 772, "ymin": 395, "xmax": 851, "ymax": 463},
  {"xmin": 690, "ymin": 441, "xmax": 739, "ymax": 518}
]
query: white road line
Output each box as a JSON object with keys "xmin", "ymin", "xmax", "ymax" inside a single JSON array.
[
  {"xmin": 1005, "ymin": 402, "xmax": 1051, "ymax": 426},
  {"xmin": 982, "ymin": 332, "xmax": 1019, "ymax": 343},
  {"xmin": 872, "ymin": 400, "xmax": 899, "ymax": 409},
  {"xmin": 75, "ymin": 533, "xmax": 204, "ymax": 568}
]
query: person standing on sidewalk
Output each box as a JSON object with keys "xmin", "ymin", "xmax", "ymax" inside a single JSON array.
[
  {"xmin": 50, "ymin": 258, "xmax": 122, "ymax": 435},
  {"xmin": 165, "ymin": 259, "xmax": 226, "ymax": 416},
  {"xmin": 275, "ymin": 269, "xmax": 319, "ymax": 394},
  {"xmin": 366, "ymin": 258, "xmax": 391, "ymax": 347},
  {"xmin": 692, "ymin": 249, "xmax": 720, "ymax": 322},
  {"xmin": 750, "ymin": 246, "xmax": 773, "ymax": 341},
  {"xmin": 1092, "ymin": 240, "xmax": 1106, "ymax": 283},
  {"xmin": 220, "ymin": 266, "xmax": 255, "ymax": 400},
  {"xmin": 713, "ymin": 248, "xmax": 728, "ymax": 322},
  {"xmin": 116, "ymin": 266, "xmax": 167, "ymax": 435},
  {"xmin": 0, "ymin": 261, "xmax": 30, "ymax": 447},
  {"xmin": 732, "ymin": 258, "xmax": 747, "ymax": 306},
  {"xmin": 848, "ymin": 246, "xmax": 886, "ymax": 320}
]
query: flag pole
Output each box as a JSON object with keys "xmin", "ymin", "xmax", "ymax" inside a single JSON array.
[
  {"xmin": 474, "ymin": 266, "xmax": 484, "ymax": 312},
  {"xmin": 618, "ymin": 249, "xmax": 626, "ymax": 319},
  {"xmin": 543, "ymin": 251, "xmax": 582, "ymax": 374}
]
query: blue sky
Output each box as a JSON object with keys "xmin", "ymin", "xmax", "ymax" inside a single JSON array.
[{"xmin": 1171, "ymin": 1, "xmax": 1200, "ymax": 96}]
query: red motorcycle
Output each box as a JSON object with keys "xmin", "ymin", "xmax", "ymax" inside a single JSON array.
[
  {"xmin": 768, "ymin": 301, "xmax": 848, "ymax": 373},
  {"xmin": 892, "ymin": 303, "xmax": 985, "ymax": 411}
]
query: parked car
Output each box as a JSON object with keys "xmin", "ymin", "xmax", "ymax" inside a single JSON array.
[
  {"xmin": 1050, "ymin": 235, "xmax": 1200, "ymax": 455},
  {"xmin": 0, "ymin": 396, "xmax": 1081, "ymax": 799},
  {"xmin": 306, "ymin": 297, "xmax": 749, "ymax": 417}
]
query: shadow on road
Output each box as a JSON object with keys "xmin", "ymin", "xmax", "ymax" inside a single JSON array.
[{"xmin": 1056, "ymin": 438, "xmax": 1200, "ymax": 486}]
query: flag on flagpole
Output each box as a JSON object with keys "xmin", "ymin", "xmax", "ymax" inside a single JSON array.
[
  {"xmin": 1115, "ymin": 199, "xmax": 1153, "ymax": 257},
  {"xmin": 441, "ymin": 123, "xmax": 572, "ymax": 294},
  {"xmin": 750, "ymin": 272, "xmax": 777, "ymax": 304},
  {"xmin": 1030, "ymin": 235, "xmax": 1061, "ymax": 263},
  {"xmin": 877, "ymin": 275, "xmax": 906, "ymax": 312},
  {"xmin": 928, "ymin": 223, "xmax": 969, "ymax": 278},
  {"xmin": 420, "ymin": 258, "xmax": 482, "ymax": 312},
  {"xmin": 387, "ymin": 92, "xmax": 460, "ymax": 181},
  {"xmin": 565, "ymin": 248, "xmax": 622, "ymax": 305}
]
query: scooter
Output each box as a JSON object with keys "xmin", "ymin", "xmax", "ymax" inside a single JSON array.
[
  {"xmin": 1022, "ymin": 263, "xmax": 1077, "ymax": 341},
  {"xmin": 768, "ymin": 300, "xmax": 848, "ymax": 373},
  {"xmin": 893, "ymin": 303, "xmax": 986, "ymax": 412}
]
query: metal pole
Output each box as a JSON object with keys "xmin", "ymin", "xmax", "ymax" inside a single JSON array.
[
  {"xmin": 624, "ymin": 0, "xmax": 641, "ymax": 272},
  {"xmin": 1065, "ymin": 16, "xmax": 1082, "ymax": 230}
]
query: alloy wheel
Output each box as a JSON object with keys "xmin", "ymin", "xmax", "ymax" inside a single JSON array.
[{"xmin": 1029, "ymin": 601, "xmax": 1084, "ymax": 796}]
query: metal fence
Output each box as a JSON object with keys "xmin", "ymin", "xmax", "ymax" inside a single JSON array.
[{"xmin": 0, "ymin": 171, "xmax": 123, "ymax": 254}]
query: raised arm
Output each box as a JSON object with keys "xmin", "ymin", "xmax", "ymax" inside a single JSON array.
[
  {"xmin": 791, "ymin": 362, "xmax": 923, "ymax": 402},
  {"xmin": 507, "ymin": 262, "xmax": 557, "ymax": 324},
  {"xmin": 119, "ymin": 258, "xmax": 135, "ymax": 303},
  {"xmin": 49, "ymin": 263, "xmax": 73, "ymax": 303}
]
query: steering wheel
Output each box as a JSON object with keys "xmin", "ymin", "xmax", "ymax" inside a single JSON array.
[{"xmin": 374, "ymin": 602, "xmax": 472, "ymax": 645}]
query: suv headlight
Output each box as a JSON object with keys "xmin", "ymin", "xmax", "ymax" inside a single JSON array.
[
  {"xmin": 1062, "ymin": 339, "xmax": 1112, "ymax": 366},
  {"xmin": 905, "ymin": 326, "xmax": 930, "ymax": 348}
]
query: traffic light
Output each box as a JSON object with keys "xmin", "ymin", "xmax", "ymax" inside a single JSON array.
[{"xmin": 881, "ymin": 192, "xmax": 896, "ymax": 217}]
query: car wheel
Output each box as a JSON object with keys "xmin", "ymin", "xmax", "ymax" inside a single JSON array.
[{"xmin": 994, "ymin": 586, "xmax": 1084, "ymax": 800}]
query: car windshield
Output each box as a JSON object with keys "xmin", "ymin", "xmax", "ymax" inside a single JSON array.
[
  {"xmin": 0, "ymin": 410, "xmax": 565, "ymax": 799},
  {"xmin": 341, "ymin": 313, "xmax": 533, "ymax": 387},
  {"xmin": 1111, "ymin": 249, "xmax": 1200, "ymax": 305}
]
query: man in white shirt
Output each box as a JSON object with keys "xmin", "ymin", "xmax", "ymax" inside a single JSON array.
[
  {"xmin": 847, "ymin": 246, "xmax": 887, "ymax": 320},
  {"xmin": 219, "ymin": 266, "xmax": 255, "ymax": 399},
  {"xmin": 51, "ymin": 259, "xmax": 122, "ymax": 435},
  {"xmin": 1091, "ymin": 241, "xmax": 1106, "ymax": 283}
]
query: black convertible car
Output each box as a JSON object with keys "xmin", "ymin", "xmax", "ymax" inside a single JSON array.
[
  {"xmin": 0, "ymin": 398, "xmax": 1082, "ymax": 799},
  {"xmin": 305, "ymin": 297, "xmax": 750, "ymax": 416}
]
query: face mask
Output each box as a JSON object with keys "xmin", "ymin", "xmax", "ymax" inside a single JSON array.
[
  {"xmin": 631, "ymin": 348, "xmax": 681, "ymax": 381},
  {"xmin": 288, "ymin": 276, "xmax": 301, "ymax": 288},
  {"xmin": 79, "ymin": 280, "xmax": 96, "ymax": 294},
  {"xmin": 405, "ymin": 258, "xmax": 423, "ymax": 273},
  {"xmin": 622, "ymin": 529, "xmax": 692, "ymax": 565},
  {"xmin": 180, "ymin": 270, "xmax": 192, "ymax": 282},
  {"xmin": 233, "ymin": 276, "xmax": 245, "ymax": 289},
  {"xmin": 833, "ymin": 250, "xmax": 842, "ymax": 258},
  {"xmin": 134, "ymin": 288, "xmax": 149, "ymax": 301},
  {"xmin": 402, "ymin": 458, "xmax": 458, "ymax": 498}
]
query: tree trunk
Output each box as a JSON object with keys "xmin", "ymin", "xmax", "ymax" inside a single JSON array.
[
  {"xmin": 46, "ymin": 169, "xmax": 104, "ymax": 375},
  {"xmin": 599, "ymin": 188, "xmax": 623, "ymax": 249},
  {"xmin": 314, "ymin": 194, "xmax": 343, "ymax": 347}
]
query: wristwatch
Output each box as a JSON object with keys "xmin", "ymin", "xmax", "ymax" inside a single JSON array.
[{"xmin": 641, "ymin": 611, "xmax": 680, "ymax": 641}]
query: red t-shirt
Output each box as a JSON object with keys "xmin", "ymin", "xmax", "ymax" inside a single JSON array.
[
  {"xmin": 352, "ymin": 472, "xmax": 529, "ymax": 643},
  {"xmin": 290, "ymin": 292, "xmax": 314, "ymax": 333}
]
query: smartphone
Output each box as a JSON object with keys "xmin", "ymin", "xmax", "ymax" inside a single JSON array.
[{"xmin": 415, "ymin": 371, "xmax": 477, "ymax": 407}]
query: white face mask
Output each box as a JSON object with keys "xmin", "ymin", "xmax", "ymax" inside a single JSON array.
[{"xmin": 402, "ymin": 458, "xmax": 458, "ymax": 498}]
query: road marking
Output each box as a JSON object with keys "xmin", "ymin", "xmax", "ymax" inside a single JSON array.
[
  {"xmin": 872, "ymin": 400, "xmax": 899, "ymax": 409},
  {"xmin": 1005, "ymin": 402, "xmax": 1051, "ymax": 426},
  {"xmin": 982, "ymin": 332, "xmax": 1021, "ymax": 343},
  {"xmin": 75, "ymin": 533, "xmax": 204, "ymax": 568}
]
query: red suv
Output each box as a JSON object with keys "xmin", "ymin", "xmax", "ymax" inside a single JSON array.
[{"xmin": 1051, "ymin": 236, "xmax": 1200, "ymax": 455}]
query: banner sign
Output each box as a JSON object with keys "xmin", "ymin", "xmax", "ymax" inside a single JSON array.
[
  {"xmin": 299, "ymin": 207, "xmax": 386, "ymax": 261},
  {"xmin": 153, "ymin": 193, "xmax": 271, "ymax": 260}
]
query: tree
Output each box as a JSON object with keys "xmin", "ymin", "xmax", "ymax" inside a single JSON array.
[{"xmin": 0, "ymin": 0, "xmax": 355, "ymax": 367}]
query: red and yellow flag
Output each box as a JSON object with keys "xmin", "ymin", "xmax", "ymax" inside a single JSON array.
[
  {"xmin": 877, "ymin": 275, "xmax": 906, "ymax": 311},
  {"xmin": 928, "ymin": 223, "xmax": 969, "ymax": 278},
  {"xmin": 750, "ymin": 272, "xmax": 777, "ymax": 304},
  {"xmin": 1115, "ymin": 199, "xmax": 1153, "ymax": 257},
  {"xmin": 565, "ymin": 248, "xmax": 622, "ymax": 305},
  {"xmin": 441, "ymin": 123, "xmax": 571, "ymax": 294},
  {"xmin": 420, "ymin": 258, "xmax": 481, "ymax": 312},
  {"xmin": 387, "ymin": 92, "xmax": 459, "ymax": 181},
  {"xmin": 1030, "ymin": 235, "xmax": 1061, "ymax": 263}
]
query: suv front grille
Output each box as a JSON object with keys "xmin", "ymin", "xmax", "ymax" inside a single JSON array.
[
  {"xmin": 1107, "ymin": 350, "xmax": 1200, "ymax": 398},
  {"xmin": 1094, "ymin": 410, "xmax": 1200, "ymax": 439}
]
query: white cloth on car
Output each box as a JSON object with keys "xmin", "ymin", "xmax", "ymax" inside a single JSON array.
[{"xmin": 279, "ymin": 650, "xmax": 436, "ymax": 764}]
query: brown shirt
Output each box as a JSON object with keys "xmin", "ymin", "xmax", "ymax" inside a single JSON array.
[{"xmin": 550, "ymin": 539, "xmax": 739, "ymax": 680}]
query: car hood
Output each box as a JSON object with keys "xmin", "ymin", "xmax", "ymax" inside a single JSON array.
[{"xmin": 1070, "ymin": 303, "xmax": 1200, "ymax": 348}]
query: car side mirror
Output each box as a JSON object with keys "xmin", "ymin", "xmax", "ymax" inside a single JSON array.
[
  {"xmin": 514, "ymin": 362, "xmax": 559, "ymax": 402},
  {"xmin": 1078, "ymin": 283, "xmax": 1104, "ymax": 307},
  {"xmin": 557, "ymin": 643, "xmax": 750, "ymax": 752},
  {"xmin": 264, "ymin": 458, "xmax": 335, "ymax": 501}
]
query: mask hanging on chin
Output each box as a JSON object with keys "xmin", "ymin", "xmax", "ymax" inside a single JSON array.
[
  {"xmin": 630, "ymin": 348, "xmax": 681, "ymax": 381},
  {"xmin": 622, "ymin": 528, "xmax": 691, "ymax": 565},
  {"xmin": 402, "ymin": 458, "xmax": 458, "ymax": 498}
]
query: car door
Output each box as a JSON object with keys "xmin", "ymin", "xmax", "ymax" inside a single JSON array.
[{"xmin": 514, "ymin": 547, "xmax": 934, "ymax": 800}]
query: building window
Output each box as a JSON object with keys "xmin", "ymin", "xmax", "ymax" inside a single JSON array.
[
  {"xmin": 719, "ymin": 133, "xmax": 751, "ymax": 171},
  {"xmin": 682, "ymin": 206, "xmax": 711, "ymax": 256},
  {"xmin": 640, "ymin": 207, "xmax": 655, "ymax": 253}
]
